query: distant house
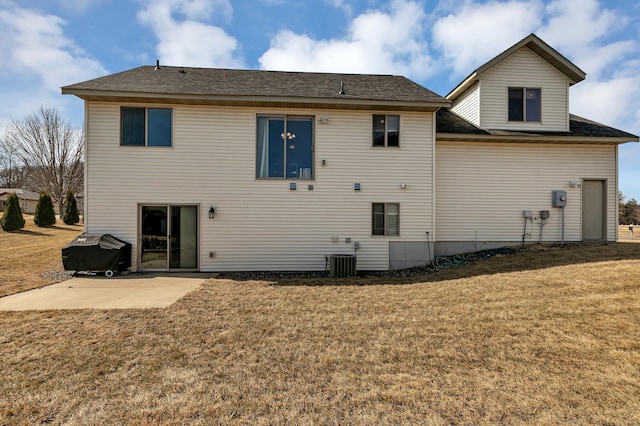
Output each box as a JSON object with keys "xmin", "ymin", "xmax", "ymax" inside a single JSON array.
[
  {"xmin": 61, "ymin": 33, "xmax": 638, "ymax": 272},
  {"xmin": 0, "ymin": 189, "xmax": 39, "ymax": 214}
]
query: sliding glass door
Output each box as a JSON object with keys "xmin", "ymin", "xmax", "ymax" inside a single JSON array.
[{"xmin": 140, "ymin": 205, "xmax": 198, "ymax": 270}]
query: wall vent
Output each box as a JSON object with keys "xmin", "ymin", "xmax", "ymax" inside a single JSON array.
[{"xmin": 330, "ymin": 255, "xmax": 357, "ymax": 278}]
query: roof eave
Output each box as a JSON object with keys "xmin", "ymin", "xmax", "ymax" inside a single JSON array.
[
  {"xmin": 445, "ymin": 72, "xmax": 478, "ymax": 100},
  {"xmin": 61, "ymin": 89, "xmax": 451, "ymax": 112},
  {"xmin": 436, "ymin": 133, "xmax": 637, "ymax": 145}
]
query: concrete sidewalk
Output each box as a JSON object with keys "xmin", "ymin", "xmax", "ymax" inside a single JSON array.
[{"xmin": 0, "ymin": 273, "xmax": 214, "ymax": 311}]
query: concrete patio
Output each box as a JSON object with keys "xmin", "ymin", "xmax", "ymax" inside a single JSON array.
[{"xmin": 0, "ymin": 273, "xmax": 214, "ymax": 310}]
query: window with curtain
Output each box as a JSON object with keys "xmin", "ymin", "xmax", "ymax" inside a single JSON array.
[
  {"xmin": 372, "ymin": 203, "xmax": 400, "ymax": 236},
  {"xmin": 121, "ymin": 107, "xmax": 173, "ymax": 147},
  {"xmin": 256, "ymin": 116, "xmax": 313, "ymax": 179}
]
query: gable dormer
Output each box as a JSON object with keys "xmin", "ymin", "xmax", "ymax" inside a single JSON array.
[{"xmin": 447, "ymin": 34, "xmax": 586, "ymax": 132}]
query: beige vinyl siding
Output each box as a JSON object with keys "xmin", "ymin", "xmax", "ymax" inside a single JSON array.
[
  {"xmin": 435, "ymin": 142, "xmax": 617, "ymax": 243},
  {"xmin": 480, "ymin": 47, "xmax": 570, "ymax": 131},
  {"xmin": 451, "ymin": 82, "xmax": 480, "ymax": 126},
  {"xmin": 85, "ymin": 102, "xmax": 434, "ymax": 271}
]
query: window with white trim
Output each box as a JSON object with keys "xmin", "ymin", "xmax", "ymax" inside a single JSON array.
[
  {"xmin": 372, "ymin": 115, "xmax": 400, "ymax": 147},
  {"xmin": 508, "ymin": 88, "xmax": 541, "ymax": 122},
  {"xmin": 372, "ymin": 203, "xmax": 399, "ymax": 236},
  {"xmin": 121, "ymin": 107, "xmax": 173, "ymax": 147}
]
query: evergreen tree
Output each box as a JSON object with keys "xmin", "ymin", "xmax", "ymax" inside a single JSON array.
[
  {"xmin": 34, "ymin": 192, "xmax": 56, "ymax": 227},
  {"xmin": 0, "ymin": 192, "xmax": 25, "ymax": 231},
  {"xmin": 62, "ymin": 190, "xmax": 79, "ymax": 225}
]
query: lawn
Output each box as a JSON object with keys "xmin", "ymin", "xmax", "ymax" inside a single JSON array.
[
  {"xmin": 0, "ymin": 215, "xmax": 82, "ymax": 297},
  {"xmin": 1, "ymin": 222, "xmax": 640, "ymax": 424}
]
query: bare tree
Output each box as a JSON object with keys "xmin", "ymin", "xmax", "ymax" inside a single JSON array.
[
  {"xmin": 0, "ymin": 136, "xmax": 26, "ymax": 188},
  {"xmin": 3, "ymin": 106, "xmax": 84, "ymax": 214}
]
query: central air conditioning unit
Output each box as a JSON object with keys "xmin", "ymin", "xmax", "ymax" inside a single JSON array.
[{"xmin": 330, "ymin": 254, "xmax": 357, "ymax": 278}]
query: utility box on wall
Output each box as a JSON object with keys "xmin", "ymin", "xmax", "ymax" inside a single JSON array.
[{"xmin": 552, "ymin": 190, "xmax": 567, "ymax": 207}]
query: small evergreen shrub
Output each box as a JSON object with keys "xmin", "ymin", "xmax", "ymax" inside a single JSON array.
[
  {"xmin": 34, "ymin": 192, "xmax": 56, "ymax": 227},
  {"xmin": 63, "ymin": 190, "xmax": 80, "ymax": 225},
  {"xmin": 1, "ymin": 193, "xmax": 25, "ymax": 231}
]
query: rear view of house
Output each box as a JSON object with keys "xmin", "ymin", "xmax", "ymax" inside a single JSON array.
[
  {"xmin": 62, "ymin": 34, "xmax": 638, "ymax": 273},
  {"xmin": 62, "ymin": 68, "xmax": 449, "ymax": 272}
]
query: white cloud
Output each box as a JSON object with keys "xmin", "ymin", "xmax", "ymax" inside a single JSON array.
[
  {"xmin": 0, "ymin": 4, "xmax": 106, "ymax": 129},
  {"xmin": 432, "ymin": 1, "xmax": 543, "ymax": 76},
  {"xmin": 259, "ymin": 0, "xmax": 433, "ymax": 78},
  {"xmin": 137, "ymin": 0, "xmax": 242, "ymax": 68},
  {"xmin": 537, "ymin": 0, "xmax": 617, "ymax": 52},
  {"xmin": 0, "ymin": 6, "xmax": 105, "ymax": 88},
  {"xmin": 179, "ymin": 0, "xmax": 216, "ymax": 20},
  {"xmin": 571, "ymin": 77, "xmax": 640, "ymax": 127},
  {"xmin": 324, "ymin": 0, "xmax": 353, "ymax": 17},
  {"xmin": 574, "ymin": 41, "xmax": 637, "ymax": 79}
]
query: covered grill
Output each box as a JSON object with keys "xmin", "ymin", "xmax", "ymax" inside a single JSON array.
[{"xmin": 62, "ymin": 234, "xmax": 131, "ymax": 277}]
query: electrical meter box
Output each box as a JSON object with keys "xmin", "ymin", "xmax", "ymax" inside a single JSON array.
[{"xmin": 552, "ymin": 190, "xmax": 567, "ymax": 207}]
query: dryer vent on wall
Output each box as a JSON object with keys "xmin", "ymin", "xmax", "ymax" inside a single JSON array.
[{"xmin": 330, "ymin": 255, "xmax": 357, "ymax": 278}]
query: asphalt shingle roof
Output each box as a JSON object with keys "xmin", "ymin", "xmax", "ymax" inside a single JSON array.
[
  {"xmin": 62, "ymin": 65, "xmax": 448, "ymax": 106},
  {"xmin": 0, "ymin": 188, "xmax": 39, "ymax": 201},
  {"xmin": 436, "ymin": 109, "xmax": 639, "ymax": 140}
]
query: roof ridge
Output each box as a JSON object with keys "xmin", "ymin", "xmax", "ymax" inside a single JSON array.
[{"xmin": 146, "ymin": 64, "xmax": 399, "ymax": 78}]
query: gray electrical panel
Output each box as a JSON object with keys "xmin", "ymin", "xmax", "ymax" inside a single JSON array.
[{"xmin": 552, "ymin": 190, "xmax": 567, "ymax": 207}]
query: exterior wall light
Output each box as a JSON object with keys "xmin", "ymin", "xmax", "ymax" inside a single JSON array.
[{"xmin": 208, "ymin": 206, "xmax": 215, "ymax": 219}]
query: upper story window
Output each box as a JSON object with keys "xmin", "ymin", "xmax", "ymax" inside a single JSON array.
[
  {"xmin": 121, "ymin": 107, "xmax": 173, "ymax": 147},
  {"xmin": 372, "ymin": 203, "xmax": 399, "ymax": 236},
  {"xmin": 257, "ymin": 116, "xmax": 313, "ymax": 180},
  {"xmin": 508, "ymin": 88, "xmax": 541, "ymax": 122},
  {"xmin": 373, "ymin": 115, "xmax": 400, "ymax": 147}
]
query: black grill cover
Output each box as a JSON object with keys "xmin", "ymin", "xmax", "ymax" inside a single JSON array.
[{"xmin": 62, "ymin": 234, "xmax": 132, "ymax": 272}]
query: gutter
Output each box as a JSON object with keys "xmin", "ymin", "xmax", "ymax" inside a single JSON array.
[
  {"xmin": 436, "ymin": 133, "xmax": 638, "ymax": 145},
  {"xmin": 61, "ymin": 89, "xmax": 452, "ymax": 112}
]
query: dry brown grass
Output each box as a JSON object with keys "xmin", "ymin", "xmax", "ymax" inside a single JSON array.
[
  {"xmin": 0, "ymin": 215, "xmax": 82, "ymax": 297},
  {"xmin": 618, "ymin": 224, "xmax": 640, "ymax": 242},
  {"xmin": 1, "ymin": 238, "xmax": 640, "ymax": 424}
]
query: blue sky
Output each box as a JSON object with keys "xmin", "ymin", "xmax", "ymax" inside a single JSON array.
[{"xmin": 1, "ymin": 0, "xmax": 639, "ymax": 198}]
